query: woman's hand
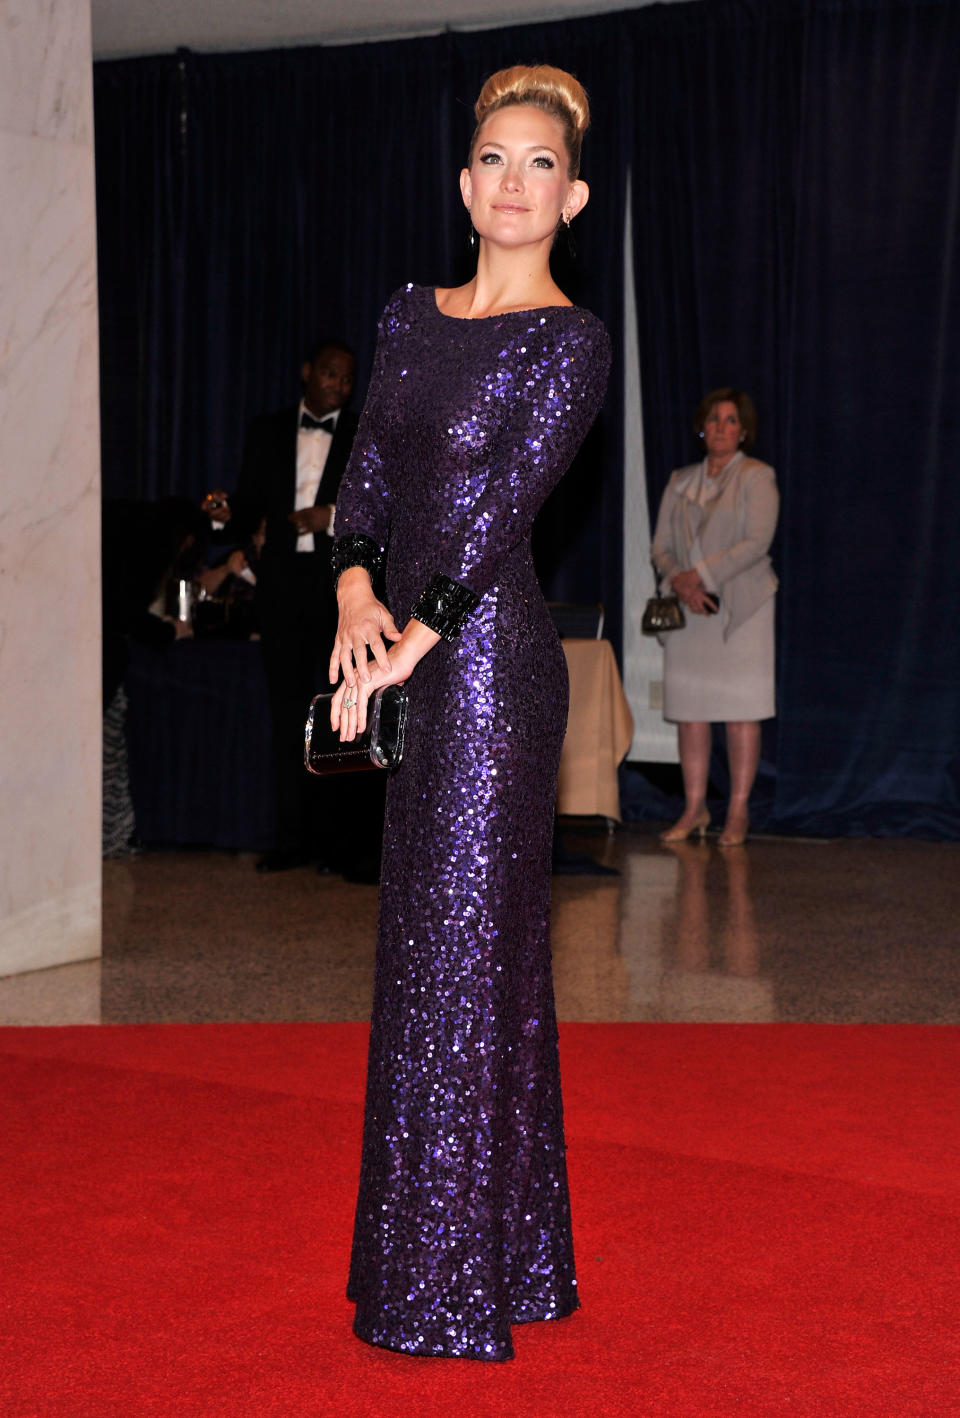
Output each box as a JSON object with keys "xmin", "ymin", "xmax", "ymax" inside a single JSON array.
[
  {"xmin": 330, "ymin": 642, "xmax": 415, "ymax": 740},
  {"xmin": 671, "ymin": 569, "xmax": 715, "ymax": 615},
  {"xmin": 331, "ymin": 618, "xmax": 441, "ymax": 740},
  {"xmin": 329, "ymin": 567, "xmax": 402, "ymax": 689}
]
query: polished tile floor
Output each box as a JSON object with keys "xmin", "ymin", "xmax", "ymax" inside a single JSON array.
[{"xmin": 2, "ymin": 827, "xmax": 959, "ymax": 1026}]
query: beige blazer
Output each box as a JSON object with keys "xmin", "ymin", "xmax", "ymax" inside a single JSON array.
[{"xmin": 651, "ymin": 452, "xmax": 779, "ymax": 639}]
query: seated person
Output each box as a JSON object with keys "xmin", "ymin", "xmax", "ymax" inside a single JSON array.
[
  {"xmin": 194, "ymin": 519, "xmax": 265, "ymax": 639},
  {"xmin": 102, "ymin": 497, "xmax": 207, "ymax": 855}
]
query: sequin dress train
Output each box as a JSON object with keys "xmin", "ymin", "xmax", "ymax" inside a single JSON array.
[{"xmin": 332, "ymin": 284, "xmax": 610, "ymax": 1360}]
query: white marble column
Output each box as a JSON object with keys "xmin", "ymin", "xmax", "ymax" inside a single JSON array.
[{"xmin": 0, "ymin": 0, "xmax": 102, "ymax": 975}]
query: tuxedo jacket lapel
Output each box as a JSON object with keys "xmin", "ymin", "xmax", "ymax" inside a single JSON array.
[{"xmin": 316, "ymin": 410, "xmax": 359, "ymax": 505}]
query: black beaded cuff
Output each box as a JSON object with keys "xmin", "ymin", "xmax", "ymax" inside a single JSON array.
[
  {"xmin": 410, "ymin": 574, "xmax": 481, "ymax": 641},
  {"xmin": 331, "ymin": 532, "xmax": 384, "ymax": 587}
]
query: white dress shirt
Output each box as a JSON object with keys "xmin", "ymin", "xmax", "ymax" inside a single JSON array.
[{"xmin": 295, "ymin": 401, "xmax": 340, "ymax": 552}]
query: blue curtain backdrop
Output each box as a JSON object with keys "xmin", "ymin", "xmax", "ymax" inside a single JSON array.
[
  {"xmin": 95, "ymin": 39, "xmax": 458, "ymax": 505},
  {"xmin": 94, "ymin": 0, "xmax": 960, "ymax": 838}
]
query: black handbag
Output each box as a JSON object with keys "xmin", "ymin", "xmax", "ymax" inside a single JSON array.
[
  {"xmin": 641, "ymin": 595, "xmax": 686, "ymax": 635},
  {"xmin": 304, "ymin": 685, "xmax": 409, "ymax": 775}
]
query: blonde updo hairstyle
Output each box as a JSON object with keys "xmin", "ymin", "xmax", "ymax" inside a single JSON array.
[{"xmin": 468, "ymin": 64, "xmax": 591, "ymax": 179}]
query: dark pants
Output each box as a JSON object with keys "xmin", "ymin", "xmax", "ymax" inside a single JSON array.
[{"xmin": 257, "ymin": 554, "xmax": 385, "ymax": 866}]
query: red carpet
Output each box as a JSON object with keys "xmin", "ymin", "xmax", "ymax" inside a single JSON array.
[{"xmin": 3, "ymin": 1022, "xmax": 960, "ymax": 1417}]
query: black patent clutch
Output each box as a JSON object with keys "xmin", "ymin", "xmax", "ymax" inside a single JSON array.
[
  {"xmin": 641, "ymin": 595, "xmax": 686, "ymax": 635},
  {"xmin": 304, "ymin": 685, "xmax": 409, "ymax": 775}
]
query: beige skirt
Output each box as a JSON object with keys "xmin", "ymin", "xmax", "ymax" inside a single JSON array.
[{"xmin": 663, "ymin": 595, "xmax": 775, "ymax": 723}]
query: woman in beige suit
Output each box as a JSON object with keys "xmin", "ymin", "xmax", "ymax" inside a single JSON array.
[{"xmin": 651, "ymin": 388, "xmax": 779, "ymax": 846}]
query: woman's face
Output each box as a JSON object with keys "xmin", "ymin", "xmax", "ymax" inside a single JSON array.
[
  {"xmin": 703, "ymin": 401, "xmax": 744, "ymax": 460},
  {"xmin": 460, "ymin": 105, "xmax": 587, "ymax": 251}
]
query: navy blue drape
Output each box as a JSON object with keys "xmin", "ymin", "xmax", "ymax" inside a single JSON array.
[
  {"xmin": 95, "ymin": 39, "xmax": 455, "ymax": 501},
  {"xmin": 96, "ymin": 57, "xmax": 188, "ymax": 500},
  {"xmin": 94, "ymin": 0, "xmax": 960, "ymax": 837},
  {"xmin": 779, "ymin": 0, "xmax": 960, "ymax": 835}
]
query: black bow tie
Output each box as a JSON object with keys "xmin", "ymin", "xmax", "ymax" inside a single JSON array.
[{"xmin": 300, "ymin": 412, "xmax": 335, "ymax": 433}]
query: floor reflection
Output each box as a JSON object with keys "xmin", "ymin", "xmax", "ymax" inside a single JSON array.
[
  {"xmin": 551, "ymin": 836, "xmax": 774, "ymax": 1020},
  {"xmin": 656, "ymin": 841, "xmax": 774, "ymax": 1020},
  {"xmin": 550, "ymin": 827, "xmax": 960, "ymax": 1024},
  {"xmin": 2, "ymin": 829, "xmax": 960, "ymax": 1025}
]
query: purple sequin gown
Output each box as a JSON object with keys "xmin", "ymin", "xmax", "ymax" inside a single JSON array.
[{"xmin": 334, "ymin": 284, "xmax": 611, "ymax": 1360}]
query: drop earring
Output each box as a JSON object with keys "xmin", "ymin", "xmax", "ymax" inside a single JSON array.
[
  {"xmin": 562, "ymin": 211, "xmax": 576, "ymax": 259},
  {"xmin": 468, "ymin": 208, "xmax": 476, "ymax": 251}
]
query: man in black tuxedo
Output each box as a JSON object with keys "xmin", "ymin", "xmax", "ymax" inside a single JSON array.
[{"xmin": 206, "ymin": 340, "xmax": 381, "ymax": 875}]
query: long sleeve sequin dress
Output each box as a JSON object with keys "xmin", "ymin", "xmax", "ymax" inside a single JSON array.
[{"xmin": 332, "ymin": 283, "xmax": 611, "ymax": 1361}]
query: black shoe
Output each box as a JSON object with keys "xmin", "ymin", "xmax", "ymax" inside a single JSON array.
[
  {"xmin": 342, "ymin": 858, "xmax": 381, "ymax": 885},
  {"xmin": 256, "ymin": 848, "xmax": 311, "ymax": 873}
]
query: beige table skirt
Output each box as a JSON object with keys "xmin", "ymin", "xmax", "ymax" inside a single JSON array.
[{"xmin": 557, "ymin": 638, "xmax": 634, "ymax": 822}]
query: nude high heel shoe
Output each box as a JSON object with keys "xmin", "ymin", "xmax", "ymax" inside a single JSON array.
[
  {"xmin": 660, "ymin": 809, "xmax": 711, "ymax": 843},
  {"xmin": 718, "ymin": 809, "xmax": 750, "ymax": 847}
]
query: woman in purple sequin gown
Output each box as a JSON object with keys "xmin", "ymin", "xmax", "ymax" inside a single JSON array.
[{"xmin": 328, "ymin": 65, "xmax": 611, "ymax": 1361}]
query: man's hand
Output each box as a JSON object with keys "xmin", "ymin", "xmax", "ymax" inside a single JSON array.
[
  {"xmin": 163, "ymin": 614, "xmax": 194, "ymax": 639},
  {"xmin": 289, "ymin": 505, "xmax": 333, "ymax": 535}
]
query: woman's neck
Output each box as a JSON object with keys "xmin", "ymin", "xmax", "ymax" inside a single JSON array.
[
  {"xmin": 442, "ymin": 241, "xmax": 569, "ymax": 319},
  {"xmin": 706, "ymin": 451, "xmax": 740, "ymax": 479}
]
